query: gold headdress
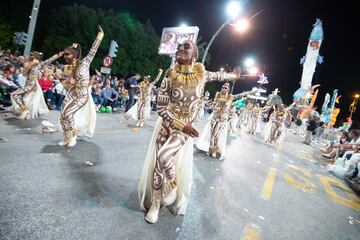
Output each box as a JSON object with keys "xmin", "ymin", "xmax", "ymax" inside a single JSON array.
[{"xmin": 72, "ymin": 43, "xmax": 78, "ymax": 48}]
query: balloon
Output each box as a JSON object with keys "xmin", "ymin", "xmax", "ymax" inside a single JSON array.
[
  {"xmin": 106, "ymin": 106, "xmax": 112, "ymax": 113},
  {"xmin": 100, "ymin": 106, "xmax": 106, "ymax": 113}
]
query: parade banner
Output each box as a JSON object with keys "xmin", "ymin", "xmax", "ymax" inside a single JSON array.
[{"xmin": 158, "ymin": 26, "xmax": 199, "ymax": 55}]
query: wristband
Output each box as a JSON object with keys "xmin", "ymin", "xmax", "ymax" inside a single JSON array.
[{"xmin": 172, "ymin": 118, "xmax": 186, "ymax": 131}]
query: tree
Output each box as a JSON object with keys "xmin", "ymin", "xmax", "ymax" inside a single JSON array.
[
  {"xmin": 42, "ymin": 4, "xmax": 169, "ymax": 78},
  {"xmin": 0, "ymin": 19, "xmax": 14, "ymax": 49}
]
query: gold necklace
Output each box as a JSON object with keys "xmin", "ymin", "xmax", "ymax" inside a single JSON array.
[{"xmin": 168, "ymin": 62, "xmax": 206, "ymax": 88}]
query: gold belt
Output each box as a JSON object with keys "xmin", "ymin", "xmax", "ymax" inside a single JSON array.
[{"xmin": 168, "ymin": 104, "xmax": 194, "ymax": 119}]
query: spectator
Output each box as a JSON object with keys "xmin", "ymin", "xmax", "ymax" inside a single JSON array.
[
  {"xmin": 292, "ymin": 115, "xmax": 302, "ymax": 134},
  {"xmin": 303, "ymin": 115, "xmax": 318, "ymax": 145},
  {"xmin": 323, "ymin": 129, "xmax": 360, "ymax": 159},
  {"xmin": 101, "ymin": 83, "xmax": 119, "ymax": 110},
  {"xmin": 125, "ymin": 73, "xmax": 141, "ymax": 112},
  {"xmin": 14, "ymin": 67, "xmax": 26, "ymax": 88},
  {"xmin": 38, "ymin": 69, "xmax": 54, "ymax": 109},
  {"xmin": 91, "ymin": 82, "xmax": 103, "ymax": 111},
  {"xmin": 52, "ymin": 78, "xmax": 66, "ymax": 111},
  {"xmin": 114, "ymin": 78, "xmax": 127, "ymax": 108}
]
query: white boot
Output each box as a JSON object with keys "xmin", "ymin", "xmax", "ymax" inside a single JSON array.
[
  {"xmin": 136, "ymin": 121, "xmax": 140, "ymax": 127},
  {"xmin": 67, "ymin": 129, "xmax": 77, "ymax": 148},
  {"xmin": 58, "ymin": 131, "xmax": 71, "ymax": 146},
  {"xmin": 162, "ymin": 179, "xmax": 177, "ymax": 206},
  {"xmin": 139, "ymin": 120, "xmax": 144, "ymax": 127},
  {"xmin": 145, "ymin": 190, "xmax": 161, "ymax": 224},
  {"xmin": 16, "ymin": 107, "xmax": 29, "ymax": 120}
]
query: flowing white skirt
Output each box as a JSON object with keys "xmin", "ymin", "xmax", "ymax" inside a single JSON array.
[
  {"xmin": 124, "ymin": 101, "xmax": 151, "ymax": 121},
  {"xmin": 138, "ymin": 117, "xmax": 194, "ymax": 215},
  {"xmin": 195, "ymin": 115, "xmax": 229, "ymax": 157},
  {"xmin": 11, "ymin": 80, "xmax": 49, "ymax": 119},
  {"xmin": 73, "ymin": 87, "xmax": 96, "ymax": 138}
]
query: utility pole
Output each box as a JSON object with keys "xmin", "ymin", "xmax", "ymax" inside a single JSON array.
[{"xmin": 24, "ymin": 0, "xmax": 41, "ymax": 56}]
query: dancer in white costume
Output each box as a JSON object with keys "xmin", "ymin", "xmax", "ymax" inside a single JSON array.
[
  {"xmin": 138, "ymin": 40, "xmax": 240, "ymax": 224},
  {"xmin": 195, "ymin": 83, "xmax": 254, "ymax": 160},
  {"xmin": 124, "ymin": 69, "xmax": 163, "ymax": 127},
  {"xmin": 58, "ymin": 26, "xmax": 104, "ymax": 148},
  {"xmin": 249, "ymin": 103, "xmax": 261, "ymax": 135},
  {"xmin": 264, "ymin": 104, "xmax": 286, "ymax": 145},
  {"xmin": 195, "ymin": 91, "xmax": 210, "ymax": 121},
  {"xmin": 11, "ymin": 51, "xmax": 62, "ymax": 119}
]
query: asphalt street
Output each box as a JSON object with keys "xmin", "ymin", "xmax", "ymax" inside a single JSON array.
[{"xmin": 0, "ymin": 110, "xmax": 359, "ymax": 240}]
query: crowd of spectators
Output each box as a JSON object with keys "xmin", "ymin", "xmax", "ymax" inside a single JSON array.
[{"xmin": 1, "ymin": 49, "xmax": 158, "ymax": 113}]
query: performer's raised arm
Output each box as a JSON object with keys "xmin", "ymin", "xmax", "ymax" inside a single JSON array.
[
  {"xmin": 205, "ymin": 66, "xmax": 241, "ymax": 82},
  {"xmin": 152, "ymin": 69, "xmax": 164, "ymax": 85},
  {"xmin": 232, "ymin": 89, "xmax": 257, "ymax": 101},
  {"xmin": 82, "ymin": 25, "xmax": 104, "ymax": 65},
  {"xmin": 43, "ymin": 51, "xmax": 64, "ymax": 65}
]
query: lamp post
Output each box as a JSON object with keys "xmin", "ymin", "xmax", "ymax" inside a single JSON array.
[
  {"xmin": 24, "ymin": 0, "xmax": 41, "ymax": 56},
  {"xmin": 202, "ymin": 1, "xmax": 242, "ymax": 65}
]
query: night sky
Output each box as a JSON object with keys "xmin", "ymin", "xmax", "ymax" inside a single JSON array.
[{"xmin": 4, "ymin": 0, "xmax": 360, "ymax": 122}]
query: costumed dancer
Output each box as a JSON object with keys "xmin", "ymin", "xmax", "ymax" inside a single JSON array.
[
  {"xmin": 195, "ymin": 91, "xmax": 210, "ymax": 121},
  {"xmin": 138, "ymin": 40, "xmax": 240, "ymax": 224},
  {"xmin": 195, "ymin": 83, "xmax": 255, "ymax": 160},
  {"xmin": 125, "ymin": 69, "xmax": 163, "ymax": 127},
  {"xmin": 58, "ymin": 26, "xmax": 104, "ymax": 147},
  {"xmin": 264, "ymin": 104, "xmax": 286, "ymax": 145},
  {"xmin": 11, "ymin": 51, "xmax": 63, "ymax": 119},
  {"xmin": 249, "ymin": 103, "xmax": 261, "ymax": 135},
  {"xmin": 228, "ymin": 103, "xmax": 239, "ymax": 136}
]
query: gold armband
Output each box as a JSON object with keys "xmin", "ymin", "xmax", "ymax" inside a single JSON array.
[{"xmin": 172, "ymin": 118, "xmax": 186, "ymax": 131}]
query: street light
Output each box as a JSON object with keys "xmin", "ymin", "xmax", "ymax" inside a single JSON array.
[
  {"xmin": 226, "ymin": 1, "xmax": 241, "ymax": 19},
  {"xmin": 233, "ymin": 18, "xmax": 249, "ymax": 32},
  {"xmin": 244, "ymin": 58, "xmax": 255, "ymax": 68},
  {"xmin": 179, "ymin": 22, "xmax": 187, "ymax": 28},
  {"xmin": 202, "ymin": 1, "xmax": 243, "ymax": 65}
]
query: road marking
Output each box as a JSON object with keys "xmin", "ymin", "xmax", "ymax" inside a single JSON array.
[
  {"xmin": 284, "ymin": 164, "xmax": 315, "ymax": 192},
  {"xmin": 260, "ymin": 168, "xmax": 277, "ymax": 200},
  {"xmin": 240, "ymin": 224, "xmax": 262, "ymax": 240},
  {"xmin": 272, "ymin": 153, "xmax": 280, "ymax": 163},
  {"xmin": 95, "ymin": 129, "xmax": 131, "ymax": 135},
  {"xmin": 318, "ymin": 175, "xmax": 360, "ymax": 211}
]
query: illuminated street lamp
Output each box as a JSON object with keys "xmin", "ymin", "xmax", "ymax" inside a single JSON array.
[
  {"xmin": 226, "ymin": 1, "xmax": 241, "ymax": 19},
  {"xmin": 202, "ymin": 1, "xmax": 244, "ymax": 65},
  {"xmin": 244, "ymin": 57, "xmax": 255, "ymax": 68},
  {"xmin": 233, "ymin": 18, "xmax": 250, "ymax": 32}
]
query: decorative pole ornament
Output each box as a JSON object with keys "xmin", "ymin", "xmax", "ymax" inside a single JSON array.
[{"xmin": 293, "ymin": 18, "xmax": 324, "ymax": 101}]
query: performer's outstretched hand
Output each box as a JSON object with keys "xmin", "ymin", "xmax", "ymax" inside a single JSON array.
[
  {"xmin": 98, "ymin": 25, "xmax": 104, "ymax": 35},
  {"xmin": 183, "ymin": 122, "xmax": 199, "ymax": 138}
]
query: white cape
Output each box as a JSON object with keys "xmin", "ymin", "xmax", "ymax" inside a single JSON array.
[
  {"xmin": 195, "ymin": 115, "xmax": 229, "ymax": 157},
  {"xmin": 138, "ymin": 117, "xmax": 193, "ymax": 215},
  {"xmin": 73, "ymin": 87, "xmax": 96, "ymax": 138},
  {"xmin": 124, "ymin": 102, "xmax": 151, "ymax": 121},
  {"xmin": 11, "ymin": 80, "xmax": 49, "ymax": 119}
]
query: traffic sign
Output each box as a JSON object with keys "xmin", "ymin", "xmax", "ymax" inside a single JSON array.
[
  {"xmin": 100, "ymin": 67, "xmax": 111, "ymax": 75},
  {"xmin": 103, "ymin": 56, "xmax": 113, "ymax": 67}
]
